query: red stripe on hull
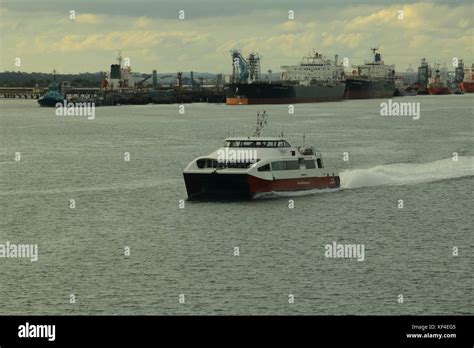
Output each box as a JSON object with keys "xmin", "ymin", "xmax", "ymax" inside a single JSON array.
[
  {"xmin": 461, "ymin": 82, "xmax": 474, "ymax": 93},
  {"xmin": 226, "ymin": 96, "xmax": 343, "ymax": 105},
  {"xmin": 248, "ymin": 175, "xmax": 340, "ymax": 193}
]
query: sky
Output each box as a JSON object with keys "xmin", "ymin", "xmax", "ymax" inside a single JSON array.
[{"xmin": 0, "ymin": 0, "xmax": 472, "ymax": 74}]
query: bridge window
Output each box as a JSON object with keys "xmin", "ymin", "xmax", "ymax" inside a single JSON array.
[
  {"xmin": 305, "ymin": 160, "xmax": 316, "ymax": 169},
  {"xmin": 277, "ymin": 141, "xmax": 291, "ymax": 148},
  {"xmin": 257, "ymin": 164, "xmax": 270, "ymax": 172},
  {"xmin": 226, "ymin": 140, "xmax": 287, "ymax": 148},
  {"xmin": 271, "ymin": 161, "xmax": 299, "ymax": 171}
]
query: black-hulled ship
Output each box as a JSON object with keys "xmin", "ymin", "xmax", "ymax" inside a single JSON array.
[
  {"xmin": 225, "ymin": 50, "xmax": 345, "ymax": 105},
  {"xmin": 344, "ymin": 48, "xmax": 395, "ymax": 99}
]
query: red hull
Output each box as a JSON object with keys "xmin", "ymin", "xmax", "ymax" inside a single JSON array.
[
  {"xmin": 248, "ymin": 175, "xmax": 339, "ymax": 193},
  {"xmin": 428, "ymin": 87, "xmax": 453, "ymax": 95},
  {"xmin": 226, "ymin": 96, "xmax": 343, "ymax": 105},
  {"xmin": 461, "ymin": 82, "xmax": 474, "ymax": 93}
]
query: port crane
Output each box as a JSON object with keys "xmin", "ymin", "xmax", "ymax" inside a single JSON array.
[
  {"xmin": 230, "ymin": 50, "xmax": 261, "ymax": 83},
  {"xmin": 135, "ymin": 74, "xmax": 152, "ymax": 88}
]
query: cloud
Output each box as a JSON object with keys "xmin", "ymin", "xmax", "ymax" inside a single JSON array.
[
  {"xmin": 134, "ymin": 16, "xmax": 154, "ymax": 28},
  {"xmin": 75, "ymin": 13, "xmax": 104, "ymax": 24},
  {"xmin": 44, "ymin": 30, "xmax": 210, "ymax": 53},
  {"xmin": 1, "ymin": 1, "xmax": 472, "ymax": 73}
]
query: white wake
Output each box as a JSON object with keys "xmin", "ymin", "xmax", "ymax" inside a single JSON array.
[{"xmin": 340, "ymin": 156, "xmax": 474, "ymax": 189}]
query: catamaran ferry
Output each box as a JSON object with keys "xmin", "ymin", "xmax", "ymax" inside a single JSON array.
[{"xmin": 183, "ymin": 112, "xmax": 340, "ymax": 200}]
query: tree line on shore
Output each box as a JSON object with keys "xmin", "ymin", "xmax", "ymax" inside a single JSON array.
[{"xmin": 0, "ymin": 71, "xmax": 104, "ymax": 87}]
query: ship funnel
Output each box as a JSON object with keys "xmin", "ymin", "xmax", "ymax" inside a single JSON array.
[{"xmin": 152, "ymin": 70, "xmax": 158, "ymax": 89}]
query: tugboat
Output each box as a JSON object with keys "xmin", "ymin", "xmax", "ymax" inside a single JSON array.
[
  {"xmin": 37, "ymin": 70, "xmax": 67, "ymax": 107},
  {"xmin": 183, "ymin": 112, "xmax": 340, "ymax": 200},
  {"xmin": 427, "ymin": 64, "xmax": 453, "ymax": 95}
]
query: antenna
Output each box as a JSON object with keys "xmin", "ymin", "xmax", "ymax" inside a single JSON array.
[
  {"xmin": 253, "ymin": 110, "xmax": 268, "ymax": 137},
  {"xmin": 303, "ymin": 133, "xmax": 306, "ymax": 147},
  {"xmin": 117, "ymin": 50, "xmax": 123, "ymax": 66}
]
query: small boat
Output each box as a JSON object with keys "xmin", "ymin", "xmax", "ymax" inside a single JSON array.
[
  {"xmin": 183, "ymin": 112, "xmax": 340, "ymax": 200},
  {"xmin": 38, "ymin": 70, "xmax": 67, "ymax": 107},
  {"xmin": 427, "ymin": 66, "xmax": 453, "ymax": 95}
]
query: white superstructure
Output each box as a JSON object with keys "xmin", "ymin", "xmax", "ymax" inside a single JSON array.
[{"xmin": 280, "ymin": 51, "xmax": 345, "ymax": 83}]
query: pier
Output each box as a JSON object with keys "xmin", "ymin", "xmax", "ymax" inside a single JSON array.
[{"xmin": 0, "ymin": 87, "xmax": 101, "ymax": 99}]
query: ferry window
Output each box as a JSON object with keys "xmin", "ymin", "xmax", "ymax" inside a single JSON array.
[
  {"xmin": 239, "ymin": 141, "xmax": 256, "ymax": 147},
  {"xmin": 226, "ymin": 141, "xmax": 289, "ymax": 148},
  {"xmin": 197, "ymin": 159, "xmax": 205, "ymax": 168},
  {"xmin": 316, "ymin": 158, "xmax": 323, "ymax": 168},
  {"xmin": 286, "ymin": 161, "xmax": 299, "ymax": 170},
  {"xmin": 271, "ymin": 161, "xmax": 287, "ymax": 171},
  {"xmin": 258, "ymin": 164, "xmax": 270, "ymax": 172},
  {"xmin": 305, "ymin": 160, "xmax": 316, "ymax": 169}
]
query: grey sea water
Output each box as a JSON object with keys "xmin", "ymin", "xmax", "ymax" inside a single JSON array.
[{"xmin": 0, "ymin": 95, "xmax": 472, "ymax": 315}]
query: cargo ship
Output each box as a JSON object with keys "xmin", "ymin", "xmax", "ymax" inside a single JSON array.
[
  {"xmin": 344, "ymin": 48, "xmax": 395, "ymax": 99},
  {"xmin": 99, "ymin": 53, "xmax": 153, "ymax": 105},
  {"xmin": 427, "ymin": 64, "xmax": 453, "ymax": 95},
  {"xmin": 183, "ymin": 112, "xmax": 340, "ymax": 200},
  {"xmin": 416, "ymin": 58, "xmax": 431, "ymax": 95},
  {"xmin": 225, "ymin": 50, "xmax": 345, "ymax": 105},
  {"xmin": 461, "ymin": 63, "xmax": 474, "ymax": 93}
]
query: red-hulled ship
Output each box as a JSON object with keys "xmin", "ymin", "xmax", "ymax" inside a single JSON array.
[
  {"xmin": 183, "ymin": 112, "xmax": 340, "ymax": 200},
  {"xmin": 427, "ymin": 65, "xmax": 453, "ymax": 95},
  {"xmin": 462, "ymin": 81, "xmax": 474, "ymax": 93},
  {"xmin": 461, "ymin": 63, "xmax": 474, "ymax": 93}
]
